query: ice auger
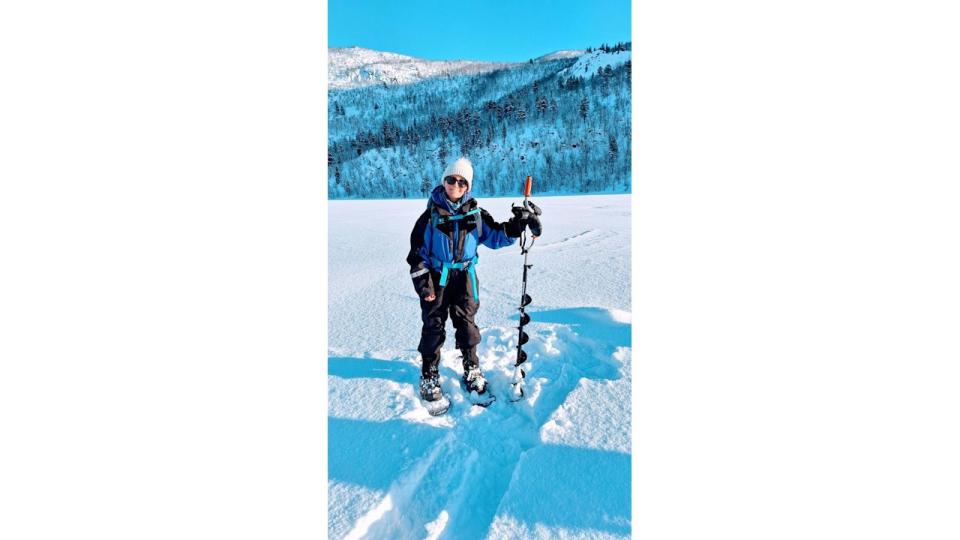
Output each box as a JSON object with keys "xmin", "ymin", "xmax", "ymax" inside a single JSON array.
[{"xmin": 509, "ymin": 176, "xmax": 543, "ymax": 402}]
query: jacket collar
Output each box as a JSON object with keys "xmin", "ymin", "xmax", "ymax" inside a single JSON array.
[{"xmin": 430, "ymin": 185, "xmax": 476, "ymax": 215}]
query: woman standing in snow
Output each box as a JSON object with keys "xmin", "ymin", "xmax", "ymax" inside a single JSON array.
[{"xmin": 406, "ymin": 157, "xmax": 540, "ymax": 407}]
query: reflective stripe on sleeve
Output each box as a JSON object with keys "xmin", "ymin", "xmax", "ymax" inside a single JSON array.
[{"xmin": 410, "ymin": 268, "xmax": 429, "ymax": 278}]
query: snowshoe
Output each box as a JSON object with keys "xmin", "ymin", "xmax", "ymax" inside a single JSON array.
[
  {"xmin": 419, "ymin": 374, "xmax": 451, "ymax": 416},
  {"xmin": 462, "ymin": 366, "xmax": 496, "ymax": 407}
]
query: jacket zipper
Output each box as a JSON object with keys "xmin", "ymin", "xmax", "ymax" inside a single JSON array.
[{"xmin": 453, "ymin": 220, "xmax": 459, "ymax": 261}]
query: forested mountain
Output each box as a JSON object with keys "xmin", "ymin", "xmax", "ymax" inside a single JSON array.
[{"xmin": 328, "ymin": 42, "xmax": 631, "ymax": 199}]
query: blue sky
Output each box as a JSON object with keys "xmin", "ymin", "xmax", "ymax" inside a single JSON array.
[{"xmin": 328, "ymin": 0, "xmax": 631, "ymax": 62}]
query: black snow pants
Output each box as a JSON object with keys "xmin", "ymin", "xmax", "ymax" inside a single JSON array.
[{"xmin": 418, "ymin": 268, "xmax": 480, "ymax": 377}]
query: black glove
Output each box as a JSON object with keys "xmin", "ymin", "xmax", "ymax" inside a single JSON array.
[
  {"xmin": 526, "ymin": 201, "xmax": 542, "ymax": 237},
  {"xmin": 506, "ymin": 210, "xmax": 525, "ymax": 237},
  {"xmin": 505, "ymin": 218, "xmax": 523, "ymax": 237},
  {"xmin": 527, "ymin": 213, "xmax": 542, "ymax": 237},
  {"xmin": 510, "ymin": 202, "xmax": 543, "ymax": 237},
  {"xmin": 508, "ymin": 207, "xmax": 530, "ymax": 237}
]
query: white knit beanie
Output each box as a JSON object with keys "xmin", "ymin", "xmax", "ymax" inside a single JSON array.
[{"xmin": 442, "ymin": 157, "xmax": 474, "ymax": 192}]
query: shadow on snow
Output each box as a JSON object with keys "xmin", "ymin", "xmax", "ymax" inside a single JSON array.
[
  {"xmin": 328, "ymin": 416, "xmax": 445, "ymax": 491},
  {"xmin": 328, "ymin": 356, "xmax": 421, "ymax": 384}
]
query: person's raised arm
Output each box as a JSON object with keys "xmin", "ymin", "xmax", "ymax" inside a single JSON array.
[{"xmin": 478, "ymin": 208, "xmax": 521, "ymax": 249}]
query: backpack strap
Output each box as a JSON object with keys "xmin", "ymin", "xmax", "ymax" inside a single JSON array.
[{"xmin": 431, "ymin": 207, "xmax": 481, "ymax": 227}]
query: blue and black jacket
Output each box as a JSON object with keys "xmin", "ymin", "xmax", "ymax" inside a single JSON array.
[{"xmin": 407, "ymin": 185, "xmax": 521, "ymax": 301}]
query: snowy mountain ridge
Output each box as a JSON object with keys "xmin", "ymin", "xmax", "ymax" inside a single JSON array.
[
  {"xmin": 532, "ymin": 49, "xmax": 586, "ymax": 62},
  {"xmin": 329, "ymin": 46, "xmax": 588, "ymax": 90},
  {"xmin": 329, "ymin": 47, "xmax": 519, "ymax": 90}
]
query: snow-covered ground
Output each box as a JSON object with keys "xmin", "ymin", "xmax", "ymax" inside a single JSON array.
[{"xmin": 328, "ymin": 194, "xmax": 631, "ymax": 539}]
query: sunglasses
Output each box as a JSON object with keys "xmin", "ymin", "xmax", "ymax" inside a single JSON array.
[{"xmin": 444, "ymin": 176, "xmax": 469, "ymax": 188}]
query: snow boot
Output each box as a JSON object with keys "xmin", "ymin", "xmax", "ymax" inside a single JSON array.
[
  {"xmin": 460, "ymin": 349, "xmax": 495, "ymax": 407},
  {"xmin": 462, "ymin": 365, "xmax": 488, "ymax": 395},
  {"xmin": 460, "ymin": 348, "xmax": 487, "ymax": 393},
  {"xmin": 418, "ymin": 374, "xmax": 450, "ymax": 416},
  {"xmin": 462, "ymin": 365, "xmax": 495, "ymax": 407},
  {"xmin": 419, "ymin": 374, "xmax": 443, "ymax": 401}
]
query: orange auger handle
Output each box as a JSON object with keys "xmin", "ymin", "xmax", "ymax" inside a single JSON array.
[{"xmin": 524, "ymin": 175, "xmax": 532, "ymax": 198}]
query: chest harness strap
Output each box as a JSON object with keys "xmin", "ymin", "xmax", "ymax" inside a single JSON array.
[{"xmin": 430, "ymin": 207, "xmax": 481, "ymax": 227}]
